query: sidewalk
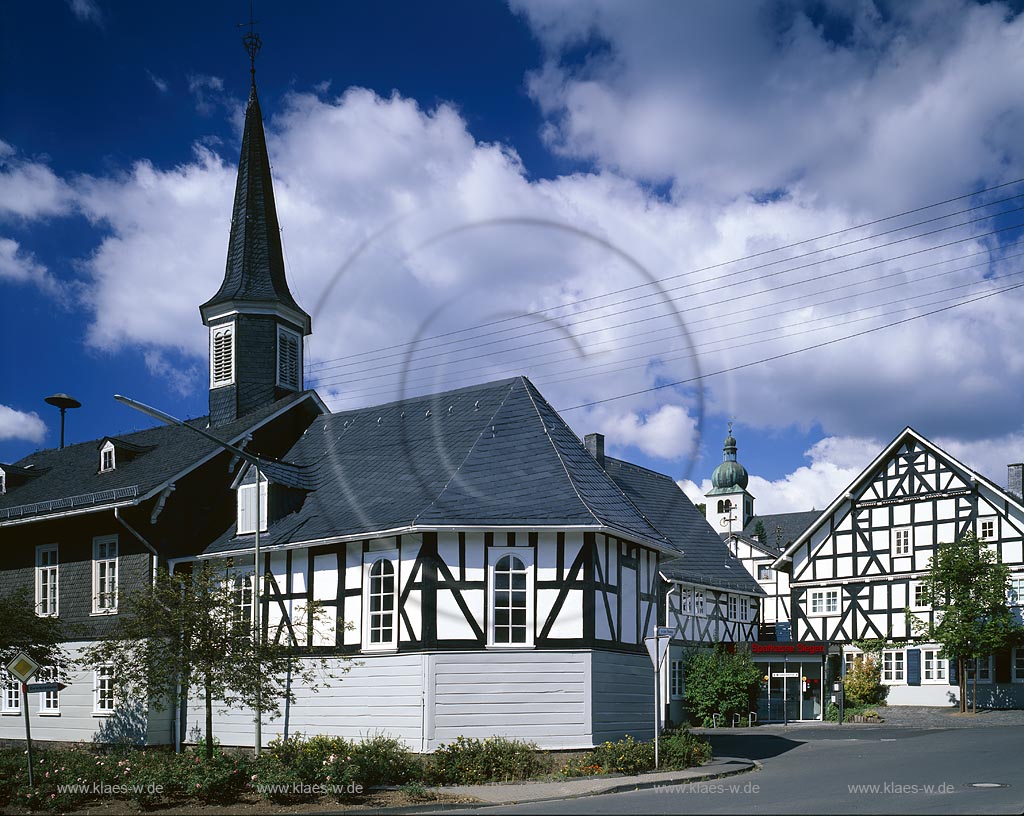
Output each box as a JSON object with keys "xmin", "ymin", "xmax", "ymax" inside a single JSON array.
[{"xmin": 423, "ymin": 756, "xmax": 756, "ymax": 806}]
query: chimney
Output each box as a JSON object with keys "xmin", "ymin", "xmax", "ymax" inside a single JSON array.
[
  {"xmin": 1008, "ymin": 463, "xmax": 1023, "ymax": 500},
  {"xmin": 584, "ymin": 433, "xmax": 605, "ymax": 468}
]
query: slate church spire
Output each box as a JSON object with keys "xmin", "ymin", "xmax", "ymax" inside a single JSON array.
[{"xmin": 200, "ymin": 30, "xmax": 312, "ymax": 427}]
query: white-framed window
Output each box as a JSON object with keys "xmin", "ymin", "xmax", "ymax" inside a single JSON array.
[
  {"xmin": 2, "ymin": 673, "xmax": 20, "ymax": 714},
  {"xmin": 1013, "ymin": 648, "xmax": 1024, "ymax": 683},
  {"xmin": 37, "ymin": 665, "xmax": 61, "ymax": 715},
  {"xmin": 923, "ymin": 649, "xmax": 947, "ymax": 682},
  {"xmin": 670, "ymin": 659, "xmax": 685, "ymax": 699},
  {"xmin": 35, "ymin": 544, "xmax": 58, "ymax": 617},
  {"xmin": 912, "ymin": 582, "xmax": 928, "ymax": 610},
  {"xmin": 488, "ymin": 547, "xmax": 534, "ymax": 647},
  {"xmin": 99, "ymin": 441, "xmax": 115, "ymax": 473},
  {"xmin": 979, "ymin": 518, "xmax": 996, "ymax": 541},
  {"xmin": 0, "ymin": 467, "xmax": 7, "ymax": 495},
  {"xmin": 93, "ymin": 666, "xmax": 114, "ymax": 715},
  {"xmin": 810, "ymin": 589, "xmax": 838, "ymax": 615},
  {"xmin": 882, "ymin": 649, "xmax": 905, "ymax": 683},
  {"xmin": 757, "ymin": 564, "xmax": 772, "ymax": 580},
  {"xmin": 679, "ymin": 586, "xmax": 692, "ymax": 614},
  {"xmin": 231, "ymin": 573, "xmax": 254, "ymax": 627},
  {"xmin": 237, "ymin": 474, "xmax": 268, "ymax": 535},
  {"xmin": 966, "ymin": 656, "xmax": 993, "ymax": 683},
  {"xmin": 362, "ymin": 551, "xmax": 398, "ymax": 650},
  {"xmin": 210, "ymin": 323, "xmax": 235, "ymax": 387},
  {"xmin": 277, "ymin": 326, "xmax": 301, "ymax": 391},
  {"xmin": 728, "ymin": 595, "xmax": 738, "ymax": 620},
  {"xmin": 1008, "ymin": 576, "xmax": 1024, "ymax": 624},
  {"xmin": 893, "ymin": 528, "xmax": 912, "ymax": 556},
  {"xmin": 92, "ymin": 535, "xmax": 118, "ymax": 613},
  {"xmin": 694, "ymin": 590, "xmax": 705, "ymax": 616}
]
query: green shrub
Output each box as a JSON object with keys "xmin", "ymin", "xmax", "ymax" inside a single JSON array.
[
  {"xmin": 660, "ymin": 728, "xmax": 711, "ymax": 770},
  {"xmin": 170, "ymin": 751, "xmax": 250, "ymax": 804},
  {"xmin": 683, "ymin": 646, "xmax": 762, "ymax": 727},
  {"xmin": 844, "ymin": 655, "xmax": 887, "ymax": 706},
  {"xmin": 590, "ymin": 735, "xmax": 655, "ymax": 775},
  {"xmin": 351, "ymin": 734, "xmax": 420, "ymax": 788},
  {"xmin": 429, "ymin": 736, "xmax": 549, "ymax": 785},
  {"xmin": 559, "ymin": 756, "xmax": 607, "ymax": 777},
  {"xmin": 267, "ymin": 733, "xmax": 354, "ymax": 786},
  {"xmin": 0, "ymin": 749, "xmax": 26, "ymax": 806},
  {"xmin": 251, "ymin": 753, "xmax": 304, "ymax": 804}
]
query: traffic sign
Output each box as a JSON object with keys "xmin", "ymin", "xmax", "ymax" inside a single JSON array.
[
  {"xmin": 644, "ymin": 635, "xmax": 670, "ymax": 670},
  {"xmin": 656, "ymin": 626, "xmax": 674, "ymax": 637},
  {"xmin": 5, "ymin": 653, "xmax": 39, "ymax": 683},
  {"xmin": 25, "ymin": 683, "xmax": 66, "ymax": 694}
]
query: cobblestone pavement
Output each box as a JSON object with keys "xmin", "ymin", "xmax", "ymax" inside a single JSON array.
[{"xmin": 870, "ymin": 704, "xmax": 1024, "ymax": 728}]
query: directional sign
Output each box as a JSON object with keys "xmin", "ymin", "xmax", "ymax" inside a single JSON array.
[
  {"xmin": 5, "ymin": 653, "xmax": 39, "ymax": 683},
  {"xmin": 772, "ymin": 672, "xmax": 800, "ymax": 678},
  {"xmin": 644, "ymin": 635, "xmax": 670, "ymax": 670},
  {"xmin": 25, "ymin": 683, "xmax": 66, "ymax": 694}
]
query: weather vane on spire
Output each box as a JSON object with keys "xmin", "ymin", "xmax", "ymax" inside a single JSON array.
[{"xmin": 239, "ymin": 0, "xmax": 261, "ymax": 83}]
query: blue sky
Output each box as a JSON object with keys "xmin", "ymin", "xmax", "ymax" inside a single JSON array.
[{"xmin": 5, "ymin": 0, "xmax": 1024, "ymax": 514}]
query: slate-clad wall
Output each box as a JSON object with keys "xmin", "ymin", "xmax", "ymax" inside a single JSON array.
[
  {"xmin": 0, "ymin": 642, "xmax": 172, "ymax": 747},
  {"xmin": 591, "ymin": 649, "xmax": 654, "ymax": 743}
]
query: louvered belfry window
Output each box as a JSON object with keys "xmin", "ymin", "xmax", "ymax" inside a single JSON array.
[
  {"xmin": 211, "ymin": 325, "xmax": 234, "ymax": 387},
  {"xmin": 277, "ymin": 327, "xmax": 300, "ymax": 390}
]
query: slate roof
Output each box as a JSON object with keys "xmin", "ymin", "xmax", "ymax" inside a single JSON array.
[
  {"xmin": 204, "ymin": 377, "xmax": 675, "ymax": 555},
  {"xmin": 604, "ymin": 457, "xmax": 762, "ymax": 594},
  {"xmin": 0, "ymin": 392, "xmax": 320, "ymax": 523},
  {"xmin": 199, "ymin": 82, "xmax": 310, "ymax": 332},
  {"xmin": 741, "ymin": 510, "xmax": 820, "ymax": 552}
]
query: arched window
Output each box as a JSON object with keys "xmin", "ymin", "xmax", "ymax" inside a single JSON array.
[
  {"xmin": 368, "ymin": 558, "xmax": 396, "ymax": 645},
  {"xmin": 493, "ymin": 554, "xmax": 529, "ymax": 644},
  {"xmin": 717, "ymin": 500, "xmax": 726, "ymax": 514}
]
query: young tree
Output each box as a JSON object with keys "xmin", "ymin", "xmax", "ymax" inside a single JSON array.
[
  {"xmin": 82, "ymin": 563, "xmax": 348, "ymax": 758},
  {"xmin": 915, "ymin": 531, "xmax": 1021, "ymax": 713},
  {"xmin": 753, "ymin": 520, "xmax": 767, "ymax": 543},
  {"xmin": 0, "ymin": 586, "xmax": 71, "ymax": 667},
  {"xmin": 683, "ymin": 645, "xmax": 762, "ymax": 726}
]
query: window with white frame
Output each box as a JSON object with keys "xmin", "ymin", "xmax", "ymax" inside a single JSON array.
[
  {"xmin": 1008, "ymin": 576, "xmax": 1024, "ymax": 624},
  {"xmin": 757, "ymin": 564, "xmax": 772, "ymax": 580},
  {"xmin": 882, "ymin": 649, "xmax": 905, "ymax": 683},
  {"xmin": 0, "ymin": 468, "xmax": 7, "ymax": 495},
  {"xmin": 2, "ymin": 673, "xmax": 19, "ymax": 714},
  {"xmin": 694, "ymin": 590, "xmax": 705, "ymax": 616},
  {"xmin": 913, "ymin": 582, "xmax": 928, "ymax": 610},
  {"xmin": 893, "ymin": 528, "xmax": 912, "ymax": 556},
  {"xmin": 277, "ymin": 326, "xmax": 301, "ymax": 391},
  {"xmin": 810, "ymin": 589, "xmax": 838, "ymax": 615},
  {"xmin": 966, "ymin": 656, "xmax": 993, "ymax": 683},
  {"xmin": 210, "ymin": 323, "xmax": 235, "ymax": 387},
  {"xmin": 923, "ymin": 649, "xmax": 946, "ymax": 682},
  {"xmin": 488, "ymin": 548, "xmax": 534, "ymax": 647},
  {"xmin": 94, "ymin": 666, "xmax": 114, "ymax": 714},
  {"xmin": 363, "ymin": 553, "xmax": 398, "ymax": 649},
  {"xmin": 35, "ymin": 545, "xmax": 58, "ymax": 617},
  {"xmin": 237, "ymin": 474, "xmax": 268, "ymax": 535},
  {"xmin": 92, "ymin": 536, "xmax": 118, "ymax": 613},
  {"xmin": 679, "ymin": 586, "xmax": 693, "ymax": 614},
  {"xmin": 99, "ymin": 441, "xmax": 115, "ymax": 473},
  {"xmin": 231, "ymin": 573, "xmax": 254, "ymax": 628},
  {"xmin": 670, "ymin": 659, "xmax": 685, "ymax": 699},
  {"xmin": 728, "ymin": 595, "xmax": 738, "ymax": 620},
  {"xmin": 979, "ymin": 518, "xmax": 996, "ymax": 541},
  {"xmin": 37, "ymin": 665, "xmax": 60, "ymax": 714},
  {"xmin": 1013, "ymin": 648, "xmax": 1024, "ymax": 682}
]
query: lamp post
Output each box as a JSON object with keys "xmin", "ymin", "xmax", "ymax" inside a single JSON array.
[
  {"xmin": 45, "ymin": 393, "xmax": 81, "ymax": 449},
  {"xmin": 113, "ymin": 395, "xmax": 264, "ymax": 756}
]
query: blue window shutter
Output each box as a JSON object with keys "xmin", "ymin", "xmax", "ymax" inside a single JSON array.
[
  {"xmin": 948, "ymin": 656, "xmax": 958, "ymax": 685},
  {"xmin": 907, "ymin": 648, "xmax": 921, "ymax": 686}
]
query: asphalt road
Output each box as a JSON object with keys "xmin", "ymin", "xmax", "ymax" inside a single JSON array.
[{"xmin": 461, "ymin": 725, "xmax": 1024, "ymax": 815}]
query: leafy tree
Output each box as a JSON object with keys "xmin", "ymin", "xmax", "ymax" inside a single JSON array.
[
  {"xmin": 696, "ymin": 503, "xmax": 707, "ymax": 518},
  {"xmin": 683, "ymin": 645, "xmax": 762, "ymax": 726},
  {"xmin": 843, "ymin": 654, "xmax": 886, "ymax": 707},
  {"xmin": 82, "ymin": 563, "xmax": 348, "ymax": 757},
  {"xmin": 913, "ymin": 531, "xmax": 1021, "ymax": 713},
  {"xmin": 753, "ymin": 520, "xmax": 767, "ymax": 542},
  {"xmin": 0, "ymin": 586, "xmax": 71, "ymax": 668}
]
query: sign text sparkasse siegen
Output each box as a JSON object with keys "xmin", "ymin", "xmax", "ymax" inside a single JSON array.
[{"xmin": 750, "ymin": 642, "xmax": 827, "ymax": 655}]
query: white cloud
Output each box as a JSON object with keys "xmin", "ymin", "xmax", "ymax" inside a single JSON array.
[
  {"xmin": 598, "ymin": 404, "xmax": 698, "ymax": 461},
  {"xmin": 0, "ymin": 238, "xmax": 61, "ymax": 297},
  {"xmin": 0, "ymin": 148, "xmax": 73, "ymax": 219},
  {"xmin": 0, "ymin": 405, "xmax": 46, "ymax": 444},
  {"xmin": 67, "ymin": 0, "xmax": 101, "ymax": 25},
  {"xmin": 187, "ymin": 74, "xmax": 227, "ymax": 116},
  {"xmin": 147, "ymin": 70, "xmax": 169, "ymax": 94},
  {"xmin": 143, "ymin": 351, "xmax": 202, "ymax": 398}
]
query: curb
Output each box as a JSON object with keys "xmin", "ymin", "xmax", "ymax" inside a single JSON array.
[{"xmin": 363, "ymin": 758, "xmax": 760, "ymax": 813}]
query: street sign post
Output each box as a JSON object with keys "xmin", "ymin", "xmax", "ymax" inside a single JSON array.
[
  {"xmin": 25, "ymin": 682, "xmax": 66, "ymax": 694},
  {"xmin": 5, "ymin": 653, "xmax": 39, "ymax": 788},
  {"xmin": 644, "ymin": 631, "xmax": 671, "ymax": 769}
]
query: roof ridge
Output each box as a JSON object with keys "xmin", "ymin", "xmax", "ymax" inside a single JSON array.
[
  {"xmin": 520, "ymin": 378, "xmax": 604, "ymax": 527},
  {"xmin": 410, "ymin": 380, "xmax": 520, "ymax": 527}
]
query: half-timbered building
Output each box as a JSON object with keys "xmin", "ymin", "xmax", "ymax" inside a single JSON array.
[
  {"xmin": 1, "ymin": 54, "xmax": 763, "ymax": 750},
  {"xmin": 773, "ymin": 427, "xmax": 1024, "ymax": 708}
]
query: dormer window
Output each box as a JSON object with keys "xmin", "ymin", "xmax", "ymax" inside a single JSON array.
[
  {"xmin": 100, "ymin": 442, "xmax": 115, "ymax": 472},
  {"xmin": 237, "ymin": 472, "xmax": 268, "ymax": 535},
  {"xmin": 277, "ymin": 326, "xmax": 301, "ymax": 391},
  {"xmin": 211, "ymin": 323, "xmax": 235, "ymax": 388}
]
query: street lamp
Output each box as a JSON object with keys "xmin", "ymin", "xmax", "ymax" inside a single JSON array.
[{"xmin": 113, "ymin": 395, "xmax": 265, "ymax": 756}]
